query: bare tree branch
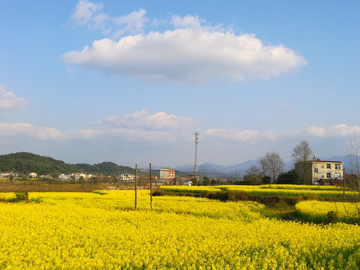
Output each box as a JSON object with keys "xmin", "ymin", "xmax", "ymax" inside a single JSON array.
[{"xmin": 259, "ymin": 151, "xmax": 284, "ymax": 185}]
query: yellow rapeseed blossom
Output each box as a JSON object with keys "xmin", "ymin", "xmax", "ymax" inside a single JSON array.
[
  {"xmin": 296, "ymin": 200, "xmax": 360, "ymax": 223},
  {"xmin": 0, "ymin": 190, "xmax": 358, "ymax": 269}
]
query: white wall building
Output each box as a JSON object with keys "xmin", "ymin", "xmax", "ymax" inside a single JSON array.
[
  {"xmin": 160, "ymin": 169, "xmax": 175, "ymax": 183},
  {"xmin": 118, "ymin": 174, "xmax": 135, "ymax": 182}
]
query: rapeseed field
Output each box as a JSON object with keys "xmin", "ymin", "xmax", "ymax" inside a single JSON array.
[{"xmin": 0, "ymin": 190, "xmax": 359, "ymax": 269}]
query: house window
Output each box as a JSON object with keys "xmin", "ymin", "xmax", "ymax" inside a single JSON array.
[
  {"xmin": 321, "ymin": 175, "xmax": 324, "ymax": 179},
  {"xmin": 335, "ymin": 164, "xmax": 341, "ymax": 169},
  {"xmin": 327, "ymin": 173, "xmax": 331, "ymax": 179},
  {"xmin": 321, "ymin": 166, "xmax": 324, "ymax": 169},
  {"xmin": 314, "ymin": 168, "xmax": 318, "ymax": 173},
  {"xmin": 334, "ymin": 173, "xmax": 341, "ymax": 179},
  {"xmin": 327, "ymin": 164, "xmax": 331, "ymax": 169}
]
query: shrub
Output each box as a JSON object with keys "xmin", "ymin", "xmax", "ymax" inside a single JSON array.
[
  {"xmin": 15, "ymin": 192, "xmax": 29, "ymax": 201},
  {"xmin": 228, "ymin": 191, "xmax": 250, "ymax": 201},
  {"xmin": 327, "ymin": 211, "xmax": 338, "ymax": 223},
  {"xmin": 207, "ymin": 191, "xmax": 229, "ymax": 202}
]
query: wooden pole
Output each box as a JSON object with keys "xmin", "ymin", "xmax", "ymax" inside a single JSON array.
[
  {"xmin": 150, "ymin": 163, "xmax": 153, "ymax": 211},
  {"xmin": 135, "ymin": 164, "xmax": 138, "ymax": 211},
  {"xmin": 343, "ymin": 167, "xmax": 346, "ymax": 198}
]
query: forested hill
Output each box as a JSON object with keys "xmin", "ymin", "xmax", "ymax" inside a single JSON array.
[
  {"xmin": 0, "ymin": 152, "xmax": 78, "ymax": 176},
  {"xmin": 73, "ymin": 162, "xmax": 135, "ymax": 176},
  {"xmin": 0, "ymin": 152, "xmax": 135, "ymax": 176}
]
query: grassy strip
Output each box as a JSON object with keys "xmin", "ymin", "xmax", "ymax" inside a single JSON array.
[{"xmin": 153, "ymin": 188, "xmax": 360, "ymax": 225}]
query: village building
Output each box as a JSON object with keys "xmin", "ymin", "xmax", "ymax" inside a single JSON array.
[
  {"xmin": 160, "ymin": 168, "xmax": 175, "ymax": 184},
  {"xmin": 295, "ymin": 159, "xmax": 344, "ymax": 185}
]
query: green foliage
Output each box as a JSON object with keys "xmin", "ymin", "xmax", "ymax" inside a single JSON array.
[
  {"xmin": 262, "ymin": 176, "xmax": 271, "ymax": 184},
  {"xmin": 6, "ymin": 192, "xmax": 29, "ymax": 202},
  {"xmin": 277, "ymin": 169, "xmax": 300, "ymax": 184},
  {"xmin": 228, "ymin": 190, "xmax": 250, "ymax": 201},
  {"xmin": 15, "ymin": 192, "xmax": 29, "ymax": 201},
  {"xmin": 202, "ymin": 176, "xmax": 211, "ymax": 186},
  {"xmin": 206, "ymin": 191, "xmax": 229, "ymax": 201},
  {"xmin": 327, "ymin": 211, "xmax": 338, "ymax": 223},
  {"xmin": 0, "ymin": 152, "xmax": 78, "ymax": 175},
  {"xmin": 92, "ymin": 190, "xmax": 108, "ymax": 195},
  {"xmin": 242, "ymin": 174, "xmax": 262, "ymax": 185},
  {"xmin": 191, "ymin": 177, "xmax": 198, "ymax": 186},
  {"xmin": 74, "ymin": 162, "xmax": 134, "ymax": 175},
  {"xmin": 0, "ymin": 152, "xmax": 137, "ymax": 177}
]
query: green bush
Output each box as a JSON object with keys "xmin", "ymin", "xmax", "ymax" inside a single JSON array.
[
  {"xmin": 15, "ymin": 192, "xmax": 28, "ymax": 201},
  {"xmin": 327, "ymin": 211, "xmax": 338, "ymax": 223},
  {"xmin": 206, "ymin": 191, "xmax": 229, "ymax": 202},
  {"xmin": 228, "ymin": 191, "xmax": 250, "ymax": 201}
]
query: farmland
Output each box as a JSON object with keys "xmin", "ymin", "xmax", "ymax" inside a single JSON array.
[{"xmin": 0, "ymin": 187, "xmax": 360, "ymax": 269}]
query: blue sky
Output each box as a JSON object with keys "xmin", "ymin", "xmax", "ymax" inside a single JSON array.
[{"xmin": 0, "ymin": 0, "xmax": 359, "ymax": 168}]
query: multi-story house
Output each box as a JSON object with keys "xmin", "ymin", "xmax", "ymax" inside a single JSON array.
[
  {"xmin": 295, "ymin": 159, "xmax": 344, "ymax": 185},
  {"xmin": 160, "ymin": 169, "xmax": 175, "ymax": 184}
]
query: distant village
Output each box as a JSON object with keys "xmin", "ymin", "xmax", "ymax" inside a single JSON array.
[{"xmin": 0, "ymin": 168, "xmax": 194, "ymax": 186}]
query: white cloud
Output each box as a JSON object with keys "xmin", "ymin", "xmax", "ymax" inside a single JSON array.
[
  {"xmin": 70, "ymin": 0, "xmax": 103, "ymax": 26},
  {"xmin": 0, "ymin": 122, "xmax": 172, "ymax": 142},
  {"xmin": 70, "ymin": 1, "xmax": 147, "ymax": 36},
  {"xmin": 62, "ymin": 22, "xmax": 306, "ymax": 83},
  {"xmin": 171, "ymin": 15, "xmax": 202, "ymax": 29},
  {"xmin": 69, "ymin": 128, "xmax": 173, "ymax": 141},
  {"xmin": 96, "ymin": 109, "xmax": 198, "ymax": 130},
  {"xmin": 205, "ymin": 129, "xmax": 262, "ymax": 143},
  {"xmin": 306, "ymin": 124, "xmax": 360, "ymax": 137},
  {"xmin": 206, "ymin": 124, "xmax": 360, "ymax": 143},
  {"xmin": 0, "ymin": 123, "xmax": 69, "ymax": 140},
  {"xmin": 113, "ymin": 9, "xmax": 147, "ymax": 37},
  {"xmin": 0, "ymin": 86, "xmax": 27, "ymax": 110}
]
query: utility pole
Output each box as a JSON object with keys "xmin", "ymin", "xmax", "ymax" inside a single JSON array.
[
  {"xmin": 343, "ymin": 167, "xmax": 346, "ymax": 198},
  {"xmin": 194, "ymin": 131, "xmax": 200, "ymax": 184},
  {"xmin": 150, "ymin": 163, "xmax": 153, "ymax": 211}
]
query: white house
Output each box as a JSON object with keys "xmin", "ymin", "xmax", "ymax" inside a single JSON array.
[
  {"xmin": 28, "ymin": 172, "xmax": 37, "ymax": 178},
  {"xmin": 118, "ymin": 174, "xmax": 135, "ymax": 182},
  {"xmin": 58, "ymin": 174, "xmax": 71, "ymax": 180},
  {"xmin": 72, "ymin": 173, "xmax": 86, "ymax": 180},
  {"xmin": 0, "ymin": 172, "xmax": 10, "ymax": 178}
]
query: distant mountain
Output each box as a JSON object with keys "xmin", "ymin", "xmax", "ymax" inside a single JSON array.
[
  {"xmin": 73, "ymin": 162, "xmax": 135, "ymax": 176},
  {"xmin": 175, "ymin": 163, "xmax": 193, "ymax": 171},
  {"xmin": 0, "ymin": 152, "xmax": 78, "ymax": 176},
  {"xmin": 0, "ymin": 152, "xmax": 136, "ymax": 177},
  {"xmin": 172, "ymin": 157, "xmax": 354, "ymax": 177}
]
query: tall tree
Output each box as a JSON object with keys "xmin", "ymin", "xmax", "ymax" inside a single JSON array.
[
  {"xmin": 243, "ymin": 165, "xmax": 262, "ymax": 185},
  {"xmin": 291, "ymin": 140, "xmax": 313, "ymax": 184},
  {"xmin": 246, "ymin": 165, "xmax": 262, "ymax": 176},
  {"xmin": 258, "ymin": 151, "xmax": 284, "ymax": 185},
  {"xmin": 347, "ymin": 129, "xmax": 360, "ymax": 192}
]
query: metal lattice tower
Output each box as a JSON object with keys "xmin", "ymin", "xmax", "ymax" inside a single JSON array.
[{"xmin": 194, "ymin": 131, "xmax": 199, "ymax": 181}]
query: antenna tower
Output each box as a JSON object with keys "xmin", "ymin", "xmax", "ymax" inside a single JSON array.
[{"xmin": 194, "ymin": 131, "xmax": 199, "ymax": 182}]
